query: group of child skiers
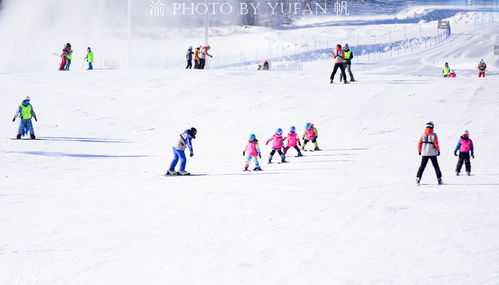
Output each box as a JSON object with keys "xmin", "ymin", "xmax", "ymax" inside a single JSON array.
[
  {"xmin": 186, "ymin": 45, "xmax": 213, "ymax": 69},
  {"xmin": 242, "ymin": 123, "xmax": 320, "ymax": 171},
  {"xmin": 442, "ymin": 59, "xmax": 487, "ymax": 78},
  {"xmin": 59, "ymin": 43, "xmax": 94, "ymax": 71},
  {"xmin": 416, "ymin": 121, "xmax": 475, "ymax": 185}
]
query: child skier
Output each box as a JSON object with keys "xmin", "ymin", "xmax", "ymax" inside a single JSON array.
[
  {"xmin": 85, "ymin": 47, "xmax": 94, "ymax": 70},
  {"xmin": 186, "ymin": 46, "xmax": 193, "ymax": 69},
  {"xmin": 284, "ymin": 126, "xmax": 303, "ymax": 157},
  {"xmin": 454, "ymin": 130, "xmax": 474, "ymax": 176},
  {"xmin": 243, "ymin": 134, "xmax": 262, "ymax": 171},
  {"xmin": 301, "ymin": 123, "xmax": 320, "ymax": 151},
  {"xmin": 12, "ymin": 96, "xmax": 37, "ymax": 139},
  {"xmin": 167, "ymin": 127, "xmax": 197, "ymax": 176},
  {"xmin": 266, "ymin": 128, "xmax": 286, "ymax": 164},
  {"xmin": 449, "ymin": 69, "xmax": 456, "ymax": 77},
  {"xmin": 478, "ymin": 59, "xmax": 487, "ymax": 78},
  {"xmin": 64, "ymin": 43, "xmax": 73, "ymax": 70},
  {"xmin": 193, "ymin": 46, "xmax": 201, "ymax": 69},
  {"xmin": 416, "ymin": 122, "xmax": 443, "ymax": 185}
]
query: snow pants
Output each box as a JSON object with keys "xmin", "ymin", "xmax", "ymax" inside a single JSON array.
[
  {"xmin": 245, "ymin": 156, "xmax": 260, "ymax": 168},
  {"xmin": 88, "ymin": 62, "xmax": 93, "ymax": 70},
  {"xmin": 284, "ymin": 145, "xmax": 302, "ymax": 155},
  {"xmin": 65, "ymin": 59, "xmax": 71, "ymax": 70},
  {"xmin": 194, "ymin": 60, "xmax": 200, "ymax": 69},
  {"xmin": 59, "ymin": 56, "xmax": 67, "ymax": 70},
  {"xmin": 331, "ymin": 63, "xmax": 346, "ymax": 83},
  {"xmin": 169, "ymin": 148, "xmax": 187, "ymax": 171},
  {"xmin": 269, "ymin": 149, "xmax": 285, "ymax": 162},
  {"xmin": 302, "ymin": 138, "xmax": 318, "ymax": 149},
  {"xmin": 479, "ymin": 71, "xmax": 485, "ymax": 77},
  {"xmin": 186, "ymin": 60, "xmax": 192, "ymax": 69},
  {"xmin": 417, "ymin": 156, "xmax": 442, "ymax": 179},
  {"xmin": 199, "ymin": 58, "xmax": 206, "ymax": 69},
  {"xmin": 456, "ymin": 152, "xmax": 471, "ymax": 174},
  {"xmin": 18, "ymin": 119, "xmax": 34, "ymax": 136},
  {"xmin": 344, "ymin": 61, "xmax": 354, "ymax": 81}
]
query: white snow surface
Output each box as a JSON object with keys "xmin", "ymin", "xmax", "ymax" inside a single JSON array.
[{"xmin": 1, "ymin": 9, "xmax": 499, "ymax": 285}]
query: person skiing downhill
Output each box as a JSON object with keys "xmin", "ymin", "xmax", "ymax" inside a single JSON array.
[
  {"xmin": 442, "ymin": 62, "xmax": 451, "ymax": 77},
  {"xmin": 416, "ymin": 122, "xmax": 443, "ymax": 185},
  {"xmin": 167, "ymin": 127, "xmax": 197, "ymax": 176},
  {"xmin": 454, "ymin": 130, "xmax": 474, "ymax": 176},
  {"xmin": 330, "ymin": 44, "xmax": 347, "ymax": 84},
  {"xmin": 266, "ymin": 128, "xmax": 286, "ymax": 164},
  {"xmin": 12, "ymin": 96, "xmax": 37, "ymax": 139},
  {"xmin": 478, "ymin": 59, "xmax": 487, "ymax": 78},
  {"xmin": 193, "ymin": 46, "xmax": 201, "ymax": 69},
  {"xmin": 283, "ymin": 126, "xmax": 303, "ymax": 157},
  {"xmin": 342, "ymin": 44, "xmax": 355, "ymax": 82},
  {"xmin": 199, "ymin": 45, "xmax": 213, "ymax": 70},
  {"xmin": 186, "ymin": 46, "xmax": 193, "ymax": 69},
  {"xmin": 85, "ymin": 47, "xmax": 94, "ymax": 70},
  {"xmin": 302, "ymin": 123, "xmax": 320, "ymax": 151},
  {"xmin": 243, "ymin": 134, "xmax": 263, "ymax": 171}
]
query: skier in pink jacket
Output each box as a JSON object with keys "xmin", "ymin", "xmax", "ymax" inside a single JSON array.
[
  {"xmin": 243, "ymin": 134, "xmax": 262, "ymax": 171},
  {"xmin": 266, "ymin": 128, "xmax": 286, "ymax": 163},
  {"xmin": 283, "ymin": 126, "xmax": 303, "ymax": 157}
]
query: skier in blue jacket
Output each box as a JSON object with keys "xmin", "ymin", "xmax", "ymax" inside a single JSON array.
[
  {"xmin": 167, "ymin": 127, "xmax": 197, "ymax": 175},
  {"xmin": 12, "ymin": 96, "xmax": 37, "ymax": 139}
]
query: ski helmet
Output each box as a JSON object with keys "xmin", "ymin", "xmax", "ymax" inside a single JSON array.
[
  {"xmin": 463, "ymin": 130, "xmax": 469, "ymax": 136},
  {"xmin": 426, "ymin": 121, "xmax": 434, "ymax": 129},
  {"xmin": 87, "ymin": 47, "xmax": 91, "ymax": 51},
  {"xmin": 305, "ymin": 123, "xmax": 311, "ymax": 130},
  {"xmin": 66, "ymin": 43, "xmax": 71, "ymax": 47},
  {"xmin": 189, "ymin": 127, "xmax": 197, "ymax": 138},
  {"xmin": 344, "ymin": 44, "xmax": 349, "ymax": 49},
  {"xmin": 276, "ymin": 128, "xmax": 283, "ymax": 134},
  {"xmin": 290, "ymin": 126, "xmax": 296, "ymax": 132},
  {"xmin": 249, "ymin": 134, "xmax": 256, "ymax": 140},
  {"xmin": 188, "ymin": 45, "xmax": 192, "ymax": 49}
]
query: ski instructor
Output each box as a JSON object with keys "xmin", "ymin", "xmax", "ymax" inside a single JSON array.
[
  {"xmin": 330, "ymin": 44, "xmax": 347, "ymax": 84},
  {"xmin": 13, "ymin": 96, "xmax": 38, "ymax": 139},
  {"xmin": 167, "ymin": 127, "xmax": 197, "ymax": 176},
  {"xmin": 416, "ymin": 122, "xmax": 443, "ymax": 185}
]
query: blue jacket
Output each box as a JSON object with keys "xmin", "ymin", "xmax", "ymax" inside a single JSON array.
[{"xmin": 173, "ymin": 130, "xmax": 194, "ymax": 152}]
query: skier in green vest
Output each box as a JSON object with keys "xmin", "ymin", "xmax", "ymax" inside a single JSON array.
[
  {"xmin": 442, "ymin": 62, "xmax": 451, "ymax": 77},
  {"xmin": 343, "ymin": 44, "xmax": 355, "ymax": 82},
  {"xmin": 12, "ymin": 96, "xmax": 38, "ymax": 139},
  {"xmin": 85, "ymin": 47, "xmax": 94, "ymax": 70}
]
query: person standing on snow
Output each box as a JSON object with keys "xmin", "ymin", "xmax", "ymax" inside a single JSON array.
[
  {"xmin": 243, "ymin": 134, "xmax": 263, "ymax": 171},
  {"xmin": 454, "ymin": 130, "xmax": 474, "ymax": 176},
  {"xmin": 64, "ymin": 43, "xmax": 73, "ymax": 70},
  {"xmin": 85, "ymin": 47, "xmax": 94, "ymax": 70},
  {"xmin": 266, "ymin": 128, "xmax": 286, "ymax": 164},
  {"xmin": 59, "ymin": 43, "xmax": 70, "ymax": 70},
  {"xmin": 199, "ymin": 45, "xmax": 213, "ymax": 70},
  {"xmin": 478, "ymin": 59, "xmax": 487, "ymax": 78},
  {"xmin": 442, "ymin": 62, "xmax": 451, "ymax": 77},
  {"xmin": 330, "ymin": 44, "xmax": 347, "ymax": 84},
  {"xmin": 186, "ymin": 46, "xmax": 194, "ymax": 69},
  {"xmin": 193, "ymin": 46, "xmax": 201, "ymax": 69},
  {"xmin": 302, "ymin": 123, "xmax": 320, "ymax": 151},
  {"xmin": 167, "ymin": 128, "xmax": 197, "ymax": 176},
  {"xmin": 12, "ymin": 96, "xmax": 38, "ymax": 139},
  {"xmin": 283, "ymin": 126, "xmax": 303, "ymax": 157},
  {"xmin": 416, "ymin": 122, "xmax": 443, "ymax": 185},
  {"xmin": 343, "ymin": 44, "xmax": 355, "ymax": 82}
]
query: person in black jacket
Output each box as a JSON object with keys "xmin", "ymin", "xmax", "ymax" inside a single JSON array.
[{"xmin": 186, "ymin": 46, "xmax": 193, "ymax": 69}]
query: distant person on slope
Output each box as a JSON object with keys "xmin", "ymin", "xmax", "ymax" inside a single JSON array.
[
  {"xmin": 167, "ymin": 128, "xmax": 197, "ymax": 176},
  {"xmin": 343, "ymin": 44, "xmax": 355, "ymax": 82},
  {"xmin": 193, "ymin": 46, "xmax": 201, "ymax": 69},
  {"xmin": 330, "ymin": 44, "xmax": 347, "ymax": 84},
  {"xmin": 64, "ymin": 43, "xmax": 73, "ymax": 70},
  {"xmin": 478, "ymin": 59, "xmax": 487, "ymax": 78},
  {"xmin": 59, "ymin": 43, "xmax": 70, "ymax": 70},
  {"xmin": 442, "ymin": 62, "xmax": 451, "ymax": 77},
  {"xmin": 186, "ymin": 46, "xmax": 193, "ymax": 69},
  {"xmin": 283, "ymin": 126, "xmax": 303, "ymax": 157},
  {"xmin": 302, "ymin": 123, "xmax": 320, "ymax": 151},
  {"xmin": 199, "ymin": 45, "xmax": 213, "ymax": 70},
  {"xmin": 85, "ymin": 47, "xmax": 94, "ymax": 70},
  {"xmin": 266, "ymin": 128, "xmax": 286, "ymax": 164},
  {"xmin": 454, "ymin": 130, "xmax": 474, "ymax": 176},
  {"xmin": 243, "ymin": 134, "xmax": 262, "ymax": 171},
  {"xmin": 258, "ymin": 60, "xmax": 270, "ymax": 70},
  {"xmin": 449, "ymin": 69, "xmax": 456, "ymax": 77},
  {"xmin": 12, "ymin": 96, "xmax": 37, "ymax": 139},
  {"xmin": 416, "ymin": 122, "xmax": 443, "ymax": 185}
]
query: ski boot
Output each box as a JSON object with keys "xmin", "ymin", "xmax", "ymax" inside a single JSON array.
[
  {"xmin": 166, "ymin": 169, "xmax": 178, "ymax": 176},
  {"xmin": 330, "ymin": 79, "xmax": 333, "ymax": 84},
  {"xmin": 16, "ymin": 134, "xmax": 21, "ymax": 139},
  {"xmin": 30, "ymin": 134, "xmax": 36, "ymax": 139},
  {"xmin": 437, "ymin": 178, "xmax": 443, "ymax": 185},
  {"xmin": 268, "ymin": 157, "xmax": 272, "ymax": 164},
  {"xmin": 455, "ymin": 171, "xmax": 460, "ymax": 176},
  {"xmin": 416, "ymin": 177, "xmax": 421, "ymax": 185},
  {"xmin": 466, "ymin": 172, "xmax": 471, "ymax": 176},
  {"xmin": 244, "ymin": 166, "xmax": 249, "ymax": 171},
  {"xmin": 178, "ymin": 170, "xmax": 191, "ymax": 176},
  {"xmin": 296, "ymin": 152, "xmax": 303, "ymax": 157},
  {"xmin": 314, "ymin": 146, "xmax": 320, "ymax": 151},
  {"xmin": 253, "ymin": 166, "xmax": 262, "ymax": 171}
]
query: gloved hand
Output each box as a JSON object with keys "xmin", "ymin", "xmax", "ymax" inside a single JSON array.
[
  {"xmin": 209, "ymin": 55, "xmax": 213, "ymax": 58},
  {"xmin": 243, "ymin": 151, "xmax": 245, "ymax": 156},
  {"xmin": 471, "ymin": 154, "xmax": 475, "ymax": 159},
  {"xmin": 418, "ymin": 152, "xmax": 421, "ymax": 156},
  {"xmin": 34, "ymin": 117, "xmax": 38, "ymax": 122},
  {"xmin": 12, "ymin": 117, "xmax": 15, "ymax": 122},
  {"xmin": 437, "ymin": 152, "xmax": 440, "ymax": 156},
  {"xmin": 259, "ymin": 154, "xmax": 261, "ymax": 159},
  {"xmin": 454, "ymin": 151, "xmax": 458, "ymax": 156},
  {"xmin": 190, "ymin": 152, "xmax": 194, "ymax": 157}
]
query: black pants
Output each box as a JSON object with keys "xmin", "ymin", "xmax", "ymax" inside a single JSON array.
[
  {"xmin": 186, "ymin": 60, "xmax": 192, "ymax": 69},
  {"xmin": 344, "ymin": 61, "xmax": 354, "ymax": 81},
  {"xmin": 199, "ymin": 58, "xmax": 206, "ymax": 69},
  {"xmin": 417, "ymin": 156, "xmax": 442, "ymax": 179},
  {"xmin": 302, "ymin": 138, "xmax": 317, "ymax": 145},
  {"xmin": 194, "ymin": 60, "xmax": 200, "ymax": 69},
  {"xmin": 456, "ymin": 152, "xmax": 471, "ymax": 173},
  {"xmin": 284, "ymin": 145, "xmax": 301, "ymax": 155},
  {"xmin": 331, "ymin": 63, "xmax": 346, "ymax": 83},
  {"xmin": 269, "ymin": 149, "xmax": 284, "ymax": 162}
]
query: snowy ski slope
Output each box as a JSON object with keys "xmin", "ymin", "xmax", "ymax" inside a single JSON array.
[{"xmin": 1, "ymin": 7, "xmax": 499, "ymax": 285}]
